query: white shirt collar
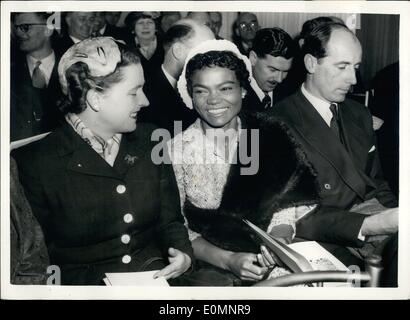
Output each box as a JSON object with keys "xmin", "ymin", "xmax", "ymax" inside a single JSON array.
[
  {"xmin": 162, "ymin": 64, "xmax": 177, "ymax": 90},
  {"xmin": 99, "ymin": 24, "xmax": 107, "ymax": 35},
  {"xmin": 26, "ymin": 50, "xmax": 56, "ymax": 86},
  {"xmin": 301, "ymin": 83, "xmax": 334, "ymax": 127},
  {"xmin": 251, "ymin": 77, "xmax": 273, "ymax": 107},
  {"xmin": 69, "ymin": 35, "xmax": 82, "ymax": 44}
]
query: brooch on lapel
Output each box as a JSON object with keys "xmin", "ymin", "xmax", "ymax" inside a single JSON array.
[{"xmin": 125, "ymin": 154, "xmax": 138, "ymax": 165}]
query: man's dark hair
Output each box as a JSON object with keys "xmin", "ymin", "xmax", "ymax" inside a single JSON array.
[
  {"xmin": 162, "ymin": 21, "xmax": 194, "ymax": 52},
  {"xmin": 299, "ymin": 16, "xmax": 335, "ymax": 41},
  {"xmin": 251, "ymin": 28, "xmax": 297, "ymax": 60},
  {"xmin": 185, "ymin": 50, "xmax": 251, "ymax": 97},
  {"xmin": 302, "ymin": 22, "xmax": 351, "ymax": 59}
]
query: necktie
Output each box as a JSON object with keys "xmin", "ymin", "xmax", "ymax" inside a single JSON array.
[
  {"xmin": 32, "ymin": 61, "xmax": 47, "ymax": 89},
  {"xmin": 329, "ymin": 103, "xmax": 341, "ymax": 142},
  {"xmin": 262, "ymin": 93, "xmax": 271, "ymax": 109}
]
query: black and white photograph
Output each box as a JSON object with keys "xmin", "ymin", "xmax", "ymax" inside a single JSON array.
[{"xmin": 1, "ymin": 1, "xmax": 409, "ymax": 301}]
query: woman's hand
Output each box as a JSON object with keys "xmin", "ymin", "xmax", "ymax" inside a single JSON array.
[
  {"xmin": 227, "ymin": 252, "xmax": 269, "ymax": 281},
  {"xmin": 153, "ymin": 247, "xmax": 192, "ymax": 280},
  {"xmin": 257, "ymin": 245, "xmax": 282, "ymax": 268}
]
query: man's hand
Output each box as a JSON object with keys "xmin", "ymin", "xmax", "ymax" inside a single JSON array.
[
  {"xmin": 361, "ymin": 207, "xmax": 398, "ymax": 236},
  {"xmin": 153, "ymin": 248, "xmax": 191, "ymax": 280}
]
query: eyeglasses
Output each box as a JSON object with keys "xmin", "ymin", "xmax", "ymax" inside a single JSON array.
[
  {"xmin": 14, "ymin": 23, "xmax": 47, "ymax": 33},
  {"xmin": 239, "ymin": 22, "xmax": 258, "ymax": 30}
]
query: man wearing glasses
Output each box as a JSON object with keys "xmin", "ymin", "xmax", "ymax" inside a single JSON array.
[
  {"xmin": 11, "ymin": 12, "xmax": 63, "ymax": 141},
  {"xmin": 234, "ymin": 12, "xmax": 260, "ymax": 56}
]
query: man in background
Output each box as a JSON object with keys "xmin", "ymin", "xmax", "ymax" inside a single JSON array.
[
  {"xmin": 11, "ymin": 12, "xmax": 63, "ymax": 141},
  {"xmin": 233, "ymin": 12, "xmax": 259, "ymax": 56},
  {"xmin": 139, "ymin": 19, "xmax": 215, "ymax": 136},
  {"xmin": 242, "ymin": 28, "xmax": 296, "ymax": 112},
  {"xmin": 56, "ymin": 11, "xmax": 96, "ymax": 54}
]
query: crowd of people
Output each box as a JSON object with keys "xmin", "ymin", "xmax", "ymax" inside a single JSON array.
[{"xmin": 10, "ymin": 11, "xmax": 399, "ymax": 287}]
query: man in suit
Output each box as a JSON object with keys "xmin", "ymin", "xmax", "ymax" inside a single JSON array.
[
  {"xmin": 11, "ymin": 12, "xmax": 63, "ymax": 141},
  {"xmin": 139, "ymin": 19, "xmax": 214, "ymax": 137},
  {"xmin": 56, "ymin": 12, "xmax": 96, "ymax": 55},
  {"xmin": 242, "ymin": 28, "xmax": 296, "ymax": 113},
  {"xmin": 271, "ymin": 22, "xmax": 398, "ymax": 271},
  {"xmin": 233, "ymin": 12, "xmax": 259, "ymax": 57}
]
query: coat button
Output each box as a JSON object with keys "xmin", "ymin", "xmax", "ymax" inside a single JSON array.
[
  {"xmin": 122, "ymin": 255, "xmax": 131, "ymax": 264},
  {"xmin": 123, "ymin": 213, "xmax": 133, "ymax": 223},
  {"xmin": 324, "ymin": 183, "xmax": 332, "ymax": 190},
  {"xmin": 116, "ymin": 184, "xmax": 126, "ymax": 194},
  {"xmin": 121, "ymin": 234, "xmax": 131, "ymax": 244}
]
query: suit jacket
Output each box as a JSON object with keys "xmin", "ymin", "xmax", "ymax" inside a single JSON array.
[
  {"xmin": 54, "ymin": 34, "xmax": 75, "ymax": 57},
  {"xmin": 242, "ymin": 85, "xmax": 290, "ymax": 114},
  {"xmin": 242, "ymin": 86, "xmax": 265, "ymax": 113},
  {"xmin": 271, "ymin": 89, "xmax": 397, "ymax": 247},
  {"xmin": 12, "ymin": 122, "xmax": 194, "ymax": 285},
  {"xmin": 139, "ymin": 67, "xmax": 197, "ymax": 137},
  {"xmin": 102, "ymin": 24, "xmax": 127, "ymax": 41},
  {"xmin": 10, "ymin": 53, "xmax": 64, "ymax": 141}
]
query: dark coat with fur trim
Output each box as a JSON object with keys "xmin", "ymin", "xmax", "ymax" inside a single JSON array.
[{"xmin": 184, "ymin": 111, "xmax": 320, "ymax": 253}]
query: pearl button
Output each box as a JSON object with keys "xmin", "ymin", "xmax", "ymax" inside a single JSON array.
[
  {"xmin": 121, "ymin": 234, "xmax": 131, "ymax": 244},
  {"xmin": 123, "ymin": 213, "xmax": 133, "ymax": 223},
  {"xmin": 324, "ymin": 183, "xmax": 332, "ymax": 190},
  {"xmin": 122, "ymin": 255, "xmax": 131, "ymax": 264},
  {"xmin": 116, "ymin": 184, "xmax": 126, "ymax": 194}
]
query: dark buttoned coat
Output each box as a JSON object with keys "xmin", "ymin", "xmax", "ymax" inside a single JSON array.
[{"xmin": 13, "ymin": 122, "xmax": 193, "ymax": 285}]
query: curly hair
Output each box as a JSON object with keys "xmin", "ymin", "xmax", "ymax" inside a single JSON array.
[
  {"xmin": 185, "ymin": 50, "xmax": 250, "ymax": 97},
  {"xmin": 59, "ymin": 43, "xmax": 140, "ymax": 115}
]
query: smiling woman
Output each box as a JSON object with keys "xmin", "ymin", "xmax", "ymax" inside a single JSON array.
[
  {"xmin": 168, "ymin": 40, "xmax": 321, "ymax": 286},
  {"xmin": 12, "ymin": 37, "xmax": 194, "ymax": 285}
]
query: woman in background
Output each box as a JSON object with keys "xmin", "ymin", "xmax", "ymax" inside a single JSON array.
[
  {"xmin": 124, "ymin": 11, "xmax": 164, "ymax": 78},
  {"xmin": 168, "ymin": 40, "xmax": 319, "ymax": 286},
  {"xmin": 13, "ymin": 37, "xmax": 192, "ymax": 285}
]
